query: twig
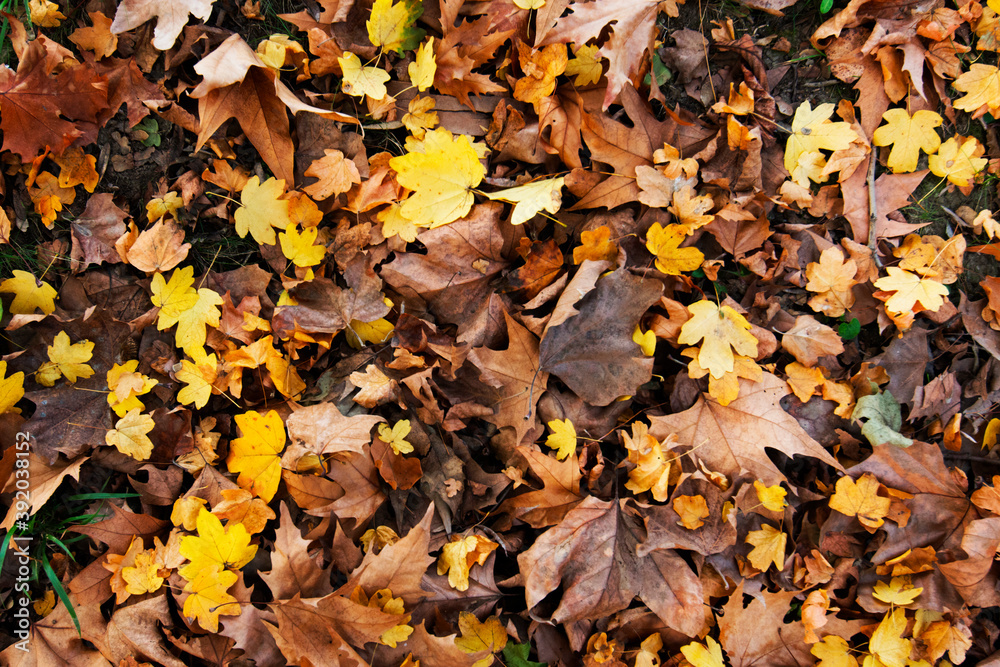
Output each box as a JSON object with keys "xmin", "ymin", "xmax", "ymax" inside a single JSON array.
[
  {"xmin": 866, "ymin": 156, "xmax": 882, "ymax": 267},
  {"xmin": 943, "ymin": 452, "xmax": 1000, "ymax": 466}
]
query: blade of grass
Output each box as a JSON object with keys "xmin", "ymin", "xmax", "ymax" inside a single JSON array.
[{"xmin": 42, "ymin": 557, "xmax": 81, "ymax": 636}]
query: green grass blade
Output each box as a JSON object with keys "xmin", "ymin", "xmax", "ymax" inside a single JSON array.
[{"xmin": 42, "ymin": 558, "xmax": 81, "ymax": 636}]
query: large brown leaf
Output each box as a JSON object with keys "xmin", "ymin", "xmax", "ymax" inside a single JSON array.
[
  {"xmin": 499, "ymin": 446, "xmax": 583, "ymax": 528},
  {"xmin": 519, "ymin": 496, "xmax": 704, "ymax": 636},
  {"xmin": 538, "ymin": 268, "xmax": 663, "ymax": 406},
  {"xmin": 260, "ymin": 502, "xmax": 333, "ymax": 600},
  {"xmin": 648, "ymin": 373, "xmax": 842, "ymax": 484}
]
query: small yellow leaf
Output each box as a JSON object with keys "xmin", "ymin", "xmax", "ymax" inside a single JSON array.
[
  {"xmin": 182, "ymin": 565, "xmax": 240, "ymax": 633},
  {"xmin": 176, "ymin": 349, "xmax": 218, "ymax": 409},
  {"xmin": 573, "ymin": 226, "xmax": 617, "ymax": 264},
  {"xmin": 234, "ymin": 176, "xmax": 291, "ymax": 245},
  {"xmin": 812, "ymin": 635, "xmax": 859, "ymax": 667},
  {"xmin": 340, "ymin": 51, "xmax": 391, "ymax": 100},
  {"xmin": 227, "ymin": 410, "xmax": 286, "ymax": 502},
  {"xmin": 38, "ymin": 331, "xmax": 95, "ymax": 387},
  {"xmin": 645, "ymin": 222, "xmax": 704, "ymax": 275},
  {"xmin": 873, "ymin": 576, "xmax": 923, "ymax": 606},
  {"xmin": 680, "ymin": 636, "xmax": 726, "ymax": 667},
  {"xmin": 367, "ymin": 0, "xmax": 423, "ymax": 53},
  {"xmin": 746, "ymin": 523, "xmax": 787, "ymax": 571},
  {"xmin": 486, "ymin": 177, "xmax": 564, "ymax": 225},
  {"xmin": 514, "ymin": 0, "xmax": 546, "ymax": 8},
  {"xmin": 545, "ymin": 418, "xmax": 577, "ymax": 460},
  {"xmin": 105, "ymin": 408, "xmax": 155, "ymax": 460},
  {"xmin": 455, "ymin": 612, "xmax": 508, "ymax": 657},
  {"xmin": 408, "ymin": 38, "xmax": 436, "ymax": 91},
  {"xmin": 179, "ymin": 508, "xmax": 257, "ymax": 581},
  {"xmin": 378, "ymin": 419, "xmax": 413, "ymax": 455},
  {"xmin": 872, "ymin": 109, "xmax": 942, "ymax": 174},
  {"xmin": 873, "ymin": 267, "xmax": 949, "ymax": 315},
  {"xmin": 564, "ymin": 44, "xmax": 602, "ymax": 86},
  {"xmin": 0, "ymin": 361, "xmax": 25, "ymax": 414},
  {"xmin": 632, "ymin": 325, "xmax": 656, "ymax": 356},
  {"xmin": 829, "ymin": 473, "xmax": 891, "ymax": 530},
  {"xmin": 0, "ymin": 270, "xmax": 57, "ymax": 315},
  {"xmin": 678, "ymin": 300, "xmax": 758, "ymax": 379},
  {"xmin": 869, "ymin": 608, "xmax": 911, "ymax": 667},
  {"xmin": 754, "ymin": 480, "xmax": 788, "ymax": 512},
  {"xmin": 279, "ymin": 224, "xmax": 327, "ymax": 267},
  {"xmin": 928, "ymin": 135, "xmax": 987, "ymax": 188},
  {"xmin": 669, "ymin": 186, "xmax": 715, "ymax": 233},
  {"xmin": 784, "ymin": 101, "xmax": 860, "ymax": 174},
  {"xmin": 673, "ymin": 494, "xmax": 709, "ymax": 529},
  {"xmin": 122, "ymin": 551, "xmax": 165, "ymax": 595},
  {"xmin": 437, "ymin": 535, "xmax": 498, "ymax": 591},
  {"xmin": 953, "ymin": 63, "xmax": 1000, "ymax": 118}
]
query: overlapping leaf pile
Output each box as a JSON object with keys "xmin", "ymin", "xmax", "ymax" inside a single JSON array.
[{"xmin": 3, "ymin": 0, "xmax": 1000, "ymax": 665}]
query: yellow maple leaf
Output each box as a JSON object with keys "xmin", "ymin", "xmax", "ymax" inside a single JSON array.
[
  {"xmin": 146, "ymin": 191, "xmax": 183, "ymax": 222},
  {"xmin": 212, "ymin": 488, "xmax": 276, "ymax": 535},
  {"xmin": 872, "ymin": 109, "xmax": 942, "ymax": 174},
  {"xmin": 29, "ymin": 0, "xmax": 65, "ymax": 26},
  {"xmin": 920, "ymin": 619, "xmax": 972, "ymax": 664},
  {"xmin": 784, "ymin": 101, "xmax": 859, "ymax": 174},
  {"xmin": 176, "ymin": 349, "xmax": 219, "ymax": 409},
  {"xmin": 402, "ymin": 96, "xmax": 438, "ymax": 140},
  {"xmin": 105, "ymin": 408, "xmax": 156, "ymax": 460},
  {"xmin": 873, "ymin": 576, "xmax": 923, "ymax": 606},
  {"xmin": 633, "ymin": 325, "xmax": 656, "ymax": 356},
  {"xmin": 565, "ymin": 43, "xmax": 603, "ymax": 87},
  {"xmin": 171, "ymin": 496, "xmax": 208, "ymax": 531},
  {"xmin": 455, "ymin": 612, "xmax": 508, "ymax": 665},
  {"xmin": 746, "ymin": 523, "xmax": 787, "ymax": 571},
  {"xmin": 340, "ymin": 51, "xmax": 391, "ymax": 100},
  {"xmin": 805, "ymin": 247, "xmax": 858, "ymax": 318},
  {"xmin": 361, "ymin": 526, "xmax": 400, "ymax": 553},
  {"xmin": 107, "ymin": 360, "xmax": 158, "ymax": 417},
  {"xmin": 279, "ymin": 224, "xmax": 327, "ymax": 267},
  {"xmin": 234, "ymin": 176, "xmax": 291, "ymax": 245},
  {"xmin": 545, "ymin": 418, "xmax": 577, "ymax": 460},
  {"xmin": 573, "ymin": 226, "xmax": 617, "ymax": 264},
  {"xmin": 367, "ymin": 0, "xmax": 423, "ymax": 53},
  {"xmin": 712, "ymin": 82, "xmax": 755, "ymax": 116},
  {"xmin": 754, "ymin": 480, "xmax": 788, "ymax": 512},
  {"xmin": 29, "ymin": 171, "xmax": 75, "ymax": 228},
  {"xmin": 487, "ymin": 177, "xmax": 565, "ymax": 225},
  {"xmin": 812, "ymin": 636, "xmax": 859, "ymax": 667},
  {"xmin": 514, "ymin": 42, "xmax": 568, "ymax": 104},
  {"xmin": 928, "ymin": 135, "xmax": 987, "ymax": 188},
  {"xmin": 37, "ymin": 331, "xmax": 95, "ymax": 386},
  {"xmin": 408, "ymin": 37, "xmax": 436, "ymax": 91},
  {"xmin": 349, "ymin": 364, "xmax": 397, "ymax": 407},
  {"xmin": 954, "ymin": 63, "xmax": 1000, "ymax": 118},
  {"xmin": 0, "ymin": 270, "xmax": 57, "ymax": 315},
  {"xmin": 673, "ymin": 494, "xmax": 709, "ymax": 529},
  {"xmin": 180, "ymin": 508, "xmax": 258, "ymax": 580},
  {"xmin": 379, "ymin": 202, "xmax": 421, "ymax": 242},
  {"xmin": 103, "ymin": 536, "xmax": 144, "ymax": 604},
  {"xmin": 645, "ymin": 222, "xmax": 705, "ymax": 275},
  {"xmin": 873, "ymin": 267, "xmax": 949, "ymax": 315},
  {"xmin": 346, "ymin": 316, "xmax": 395, "ymax": 348},
  {"xmin": 785, "ymin": 361, "xmax": 827, "ymax": 403},
  {"xmin": 182, "ymin": 565, "xmax": 240, "ymax": 633},
  {"xmin": 227, "ymin": 409, "xmax": 286, "ymax": 502},
  {"xmin": 635, "ymin": 634, "xmax": 663, "ymax": 667},
  {"xmin": 53, "ymin": 146, "xmax": 99, "ymax": 192},
  {"xmin": 623, "ymin": 423, "xmax": 676, "ymax": 502},
  {"xmin": 378, "ymin": 419, "xmax": 414, "ymax": 455},
  {"xmin": 151, "ymin": 266, "xmax": 199, "ymax": 324},
  {"xmin": 829, "ymin": 473, "xmax": 891, "ymax": 530},
  {"xmin": 678, "ymin": 300, "xmax": 758, "ymax": 379},
  {"xmin": 175, "ymin": 288, "xmax": 223, "ymax": 356},
  {"xmin": 122, "ymin": 550, "xmax": 165, "ymax": 596},
  {"xmin": 681, "ymin": 636, "xmax": 726, "ymax": 667},
  {"xmin": 669, "ymin": 186, "xmax": 715, "ymax": 233},
  {"xmin": 389, "ymin": 128, "xmax": 485, "ymax": 229},
  {"xmin": 0, "ymin": 361, "xmax": 24, "ymax": 414},
  {"xmin": 437, "ymin": 534, "xmax": 499, "ymax": 591},
  {"xmin": 868, "ymin": 608, "xmax": 911, "ymax": 667}
]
